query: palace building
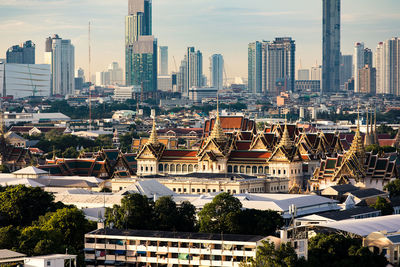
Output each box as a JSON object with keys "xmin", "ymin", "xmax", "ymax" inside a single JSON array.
[{"xmin": 310, "ymin": 111, "xmax": 398, "ymax": 191}]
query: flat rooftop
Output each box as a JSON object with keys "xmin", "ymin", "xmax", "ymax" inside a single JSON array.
[{"xmin": 88, "ymin": 228, "xmax": 265, "ymax": 243}]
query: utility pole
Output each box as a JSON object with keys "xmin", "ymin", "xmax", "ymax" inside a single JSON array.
[{"xmin": 88, "ymin": 21, "xmax": 92, "ymax": 132}]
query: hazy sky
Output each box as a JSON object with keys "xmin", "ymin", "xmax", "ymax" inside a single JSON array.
[{"xmin": 1, "ymin": 0, "xmax": 399, "ymax": 80}]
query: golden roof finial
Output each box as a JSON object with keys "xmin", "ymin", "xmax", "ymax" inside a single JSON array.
[
  {"xmin": 148, "ymin": 117, "xmax": 159, "ymax": 145},
  {"xmin": 279, "ymin": 111, "xmax": 293, "ymax": 149},
  {"xmin": 209, "ymin": 93, "xmax": 226, "ymax": 142}
]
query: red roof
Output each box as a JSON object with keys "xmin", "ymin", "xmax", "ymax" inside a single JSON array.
[
  {"xmin": 379, "ymin": 139, "xmax": 395, "ymax": 147},
  {"xmin": 236, "ymin": 141, "xmax": 251, "ymax": 150},
  {"xmin": 230, "ymin": 151, "xmax": 271, "ymax": 159},
  {"xmin": 162, "ymin": 150, "xmax": 197, "ymax": 158}
]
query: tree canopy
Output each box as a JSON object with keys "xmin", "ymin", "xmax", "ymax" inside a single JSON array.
[
  {"xmin": 384, "ymin": 179, "xmax": 400, "ymax": 198},
  {"xmin": 370, "ymin": 197, "xmax": 394, "ymax": 215}
]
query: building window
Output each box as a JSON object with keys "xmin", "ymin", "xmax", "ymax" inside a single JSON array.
[
  {"xmin": 178, "ymin": 188, "xmax": 181, "ymax": 192},
  {"xmin": 233, "ymin": 190, "xmax": 236, "ymax": 194},
  {"xmin": 278, "ymin": 170, "xmax": 281, "ymax": 175},
  {"xmin": 202, "ymin": 189, "xmax": 206, "ymax": 193},
  {"xmin": 273, "ymin": 169, "xmax": 276, "ymax": 174},
  {"xmin": 283, "ymin": 170, "xmax": 286, "ymax": 175},
  {"xmin": 197, "ymin": 189, "xmax": 200, "ymax": 193},
  {"xmin": 183, "ymin": 188, "xmax": 187, "ymax": 193}
]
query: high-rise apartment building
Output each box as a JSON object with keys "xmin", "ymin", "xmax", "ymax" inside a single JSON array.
[
  {"xmin": 364, "ymin": 48, "xmax": 373, "ymax": 67},
  {"xmin": 322, "ymin": 0, "xmax": 341, "ymax": 93},
  {"xmin": 75, "ymin": 67, "xmax": 85, "ymax": 82},
  {"xmin": 248, "ymin": 41, "xmax": 263, "ymax": 94},
  {"xmin": 375, "ymin": 38, "xmax": 400, "ymax": 95},
  {"xmin": 181, "ymin": 47, "xmax": 203, "ymax": 95},
  {"xmin": 210, "ymin": 54, "xmax": 224, "ymax": 90},
  {"xmin": 340, "ymin": 54, "xmax": 353, "ymax": 89},
  {"xmin": 354, "ymin": 43, "xmax": 374, "ymax": 93},
  {"xmin": 125, "ymin": 0, "xmax": 157, "ymax": 91},
  {"xmin": 311, "ymin": 65, "xmax": 323, "ymax": 91},
  {"xmin": 158, "ymin": 46, "xmax": 168, "ymax": 76},
  {"xmin": 297, "ymin": 69, "xmax": 310, "ymax": 80},
  {"xmin": 358, "ymin": 65, "xmax": 376, "ymax": 95},
  {"xmin": 248, "ymin": 38, "xmax": 295, "ymax": 95},
  {"xmin": 6, "ymin": 40, "xmax": 35, "ymax": 64},
  {"xmin": 44, "ymin": 34, "xmax": 75, "ymax": 96}
]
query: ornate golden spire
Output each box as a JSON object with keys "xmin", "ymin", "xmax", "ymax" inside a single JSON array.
[
  {"xmin": 278, "ymin": 114, "xmax": 293, "ymax": 149},
  {"xmin": 209, "ymin": 94, "xmax": 226, "ymax": 142},
  {"xmin": 148, "ymin": 117, "xmax": 159, "ymax": 145},
  {"xmin": 347, "ymin": 103, "xmax": 365, "ymax": 162}
]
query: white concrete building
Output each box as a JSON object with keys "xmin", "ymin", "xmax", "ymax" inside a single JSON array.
[
  {"xmin": 44, "ymin": 34, "xmax": 75, "ymax": 96},
  {"xmin": 0, "ymin": 63, "xmax": 51, "ymax": 98},
  {"xmin": 24, "ymin": 254, "xmax": 76, "ymax": 267},
  {"xmin": 113, "ymin": 86, "xmax": 136, "ymax": 100}
]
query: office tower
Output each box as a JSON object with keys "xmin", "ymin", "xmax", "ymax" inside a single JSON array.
[
  {"xmin": 322, "ymin": 0, "xmax": 341, "ymax": 93},
  {"xmin": 158, "ymin": 46, "xmax": 168, "ymax": 76},
  {"xmin": 177, "ymin": 58, "xmax": 187, "ymax": 93},
  {"xmin": 358, "ymin": 65, "xmax": 376, "ymax": 95},
  {"xmin": 125, "ymin": 0, "xmax": 157, "ymax": 91},
  {"xmin": 376, "ymin": 38, "xmax": 400, "ymax": 96},
  {"xmin": 248, "ymin": 41, "xmax": 263, "ymax": 94},
  {"xmin": 75, "ymin": 67, "xmax": 85, "ymax": 82},
  {"xmin": 108, "ymin": 62, "xmax": 124, "ymax": 84},
  {"xmin": 262, "ymin": 38, "xmax": 296, "ymax": 95},
  {"xmin": 44, "ymin": 34, "xmax": 75, "ymax": 96},
  {"xmin": 6, "ymin": 40, "xmax": 35, "ymax": 64},
  {"xmin": 340, "ymin": 54, "xmax": 353, "ymax": 88},
  {"xmin": 181, "ymin": 47, "xmax": 203, "ymax": 95},
  {"xmin": 353, "ymin": 42, "xmax": 365, "ymax": 93},
  {"xmin": 298, "ymin": 69, "xmax": 309, "ymax": 80},
  {"xmin": 126, "ymin": 36, "xmax": 157, "ymax": 92},
  {"xmin": 210, "ymin": 54, "xmax": 224, "ymax": 90},
  {"xmin": 364, "ymin": 48, "xmax": 373, "ymax": 67}
]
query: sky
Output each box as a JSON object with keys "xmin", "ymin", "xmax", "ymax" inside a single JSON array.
[{"xmin": 0, "ymin": 0, "xmax": 400, "ymax": 81}]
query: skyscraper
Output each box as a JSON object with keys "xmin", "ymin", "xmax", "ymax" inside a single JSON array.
[
  {"xmin": 322, "ymin": 0, "xmax": 341, "ymax": 93},
  {"xmin": 210, "ymin": 54, "xmax": 224, "ymax": 90},
  {"xmin": 6, "ymin": 40, "xmax": 35, "ymax": 64},
  {"xmin": 358, "ymin": 65, "xmax": 376, "ymax": 95},
  {"xmin": 248, "ymin": 41, "xmax": 263, "ymax": 94},
  {"xmin": 158, "ymin": 46, "xmax": 168, "ymax": 76},
  {"xmin": 311, "ymin": 65, "xmax": 323, "ymax": 91},
  {"xmin": 353, "ymin": 42, "xmax": 364, "ymax": 93},
  {"xmin": 340, "ymin": 54, "xmax": 353, "ymax": 88},
  {"xmin": 364, "ymin": 48, "xmax": 373, "ymax": 67},
  {"xmin": 125, "ymin": 0, "xmax": 157, "ymax": 91},
  {"xmin": 182, "ymin": 47, "xmax": 203, "ymax": 95},
  {"xmin": 44, "ymin": 34, "xmax": 75, "ymax": 96},
  {"xmin": 375, "ymin": 38, "xmax": 400, "ymax": 96},
  {"xmin": 248, "ymin": 38, "xmax": 295, "ymax": 95}
]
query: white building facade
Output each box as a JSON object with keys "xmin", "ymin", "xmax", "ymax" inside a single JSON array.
[{"xmin": 0, "ymin": 64, "xmax": 51, "ymax": 98}]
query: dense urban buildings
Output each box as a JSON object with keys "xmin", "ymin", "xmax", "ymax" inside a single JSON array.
[
  {"xmin": 44, "ymin": 34, "xmax": 75, "ymax": 96},
  {"xmin": 322, "ymin": 0, "xmax": 341, "ymax": 93},
  {"xmin": 358, "ymin": 65, "xmax": 376, "ymax": 95},
  {"xmin": 178, "ymin": 47, "xmax": 204, "ymax": 96},
  {"xmin": 6, "ymin": 40, "xmax": 35, "ymax": 64},
  {"xmin": 210, "ymin": 54, "xmax": 224, "ymax": 90},
  {"xmin": 95, "ymin": 62, "xmax": 123, "ymax": 86},
  {"xmin": 125, "ymin": 0, "xmax": 157, "ymax": 92},
  {"xmin": 340, "ymin": 54, "xmax": 352, "ymax": 89},
  {"xmin": 0, "ymin": 64, "xmax": 51, "ymax": 98},
  {"xmin": 248, "ymin": 38, "xmax": 295, "ymax": 95}
]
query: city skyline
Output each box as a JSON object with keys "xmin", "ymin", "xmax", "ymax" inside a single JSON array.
[{"xmin": 0, "ymin": 0, "xmax": 399, "ymax": 80}]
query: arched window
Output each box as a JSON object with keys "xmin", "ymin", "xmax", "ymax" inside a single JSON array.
[
  {"xmin": 283, "ymin": 170, "xmax": 286, "ymax": 175},
  {"xmin": 145, "ymin": 166, "xmax": 148, "ymax": 172},
  {"xmin": 158, "ymin": 164, "xmax": 163, "ymax": 172},
  {"xmin": 165, "ymin": 164, "xmax": 169, "ymax": 172},
  {"xmin": 264, "ymin": 167, "xmax": 268, "ymax": 174},
  {"xmin": 258, "ymin": 166, "xmax": 263, "ymax": 173},
  {"xmin": 176, "ymin": 164, "xmax": 182, "ymax": 172},
  {"xmin": 182, "ymin": 164, "xmax": 188, "ymax": 172},
  {"xmin": 188, "ymin": 164, "xmax": 193, "ymax": 172},
  {"xmin": 278, "ymin": 170, "xmax": 281, "ymax": 175},
  {"xmin": 273, "ymin": 169, "xmax": 276, "ymax": 175},
  {"xmin": 240, "ymin": 166, "xmax": 245, "ymax": 173},
  {"xmin": 234, "ymin": 166, "xmax": 238, "ymax": 173},
  {"xmin": 252, "ymin": 166, "xmax": 257, "ymax": 174},
  {"xmin": 246, "ymin": 166, "xmax": 251, "ymax": 174},
  {"xmin": 170, "ymin": 164, "xmax": 175, "ymax": 172},
  {"xmin": 194, "ymin": 164, "xmax": 198, "ymax": 171},
  {"xmin": 228, "ymin": 165, "xmax": 233, "ymax": 173}
]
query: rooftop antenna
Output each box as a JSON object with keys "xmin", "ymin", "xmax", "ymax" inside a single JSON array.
[{"xmin": 88, "ymin": 21, "xmax": 92, "ymax": 132}]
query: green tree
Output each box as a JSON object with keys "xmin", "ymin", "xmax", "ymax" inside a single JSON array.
[
  {"xmin": 0, "ymin": 226, "xmax": 20, "ymax": 249},
  {"xmin": 154, "ymin": 196, "xmax": 180, "ymax": 231},
  {"xmin": 62, "ymin": 147, "xmax": 79, "ymax": 158},
  {"xmin": 18, "ymin": 226, "xmax": 63, "ymax": 256},
  {"xmin": 308, "ymin": 233, "xmax": 387, "ymax": 267},
  {"xmin": 198, "ymin": 192, "xmax": 242, "ymax": 234},
  {"xmin": 177, "ymin": 201, "xmax": 197, "ymax": 232},
  {"xmin": 105, "ymin": 193, "xmax": 154, "ymax": 230},
  {"xmin": 237, "ymin": 209, "xmax": 284, "ymax": 236},
  {"xmin": 95, "ymin": 135, "xmax": 113, "ymax": 148},
  {"xmin": 384, "ymin": 179, "xmax": 400, "ymax": 198},
  {"xmin": 370, "ymin": 197, "xmax": 394, "ymax": 215},
  {"xmin": 0, "ymin": 165, "xmax": 10, "ymax": 173},
  {"xmin": 0, "ymin": 185, "xmax": 55, "ymax": 227},
  {"xmin": 242, "ymin": 241, "xmax": 301, "ymax": 267}
]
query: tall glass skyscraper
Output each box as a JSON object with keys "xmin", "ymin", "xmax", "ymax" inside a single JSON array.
[
  {"xmin": 248, "ymin": 41, "xmax": 263, "ymax": 94},
  {"xmin": 210, "ymin": 54, "xmax": 224, "ymax": 90},
  {"xmin": 322, "ymin": 0, "xmax": 341, "ymax": 93},
  {"xmin": 158, "ymin": 46, "xmax": 168, "ymax": 76},
  {"xmin": 125, "ymin": 0, "xmax": 157, "ymax": 91},
  {"xmin": 181, "ymin": 47, "xmax": 203, "ymax": 95}
]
